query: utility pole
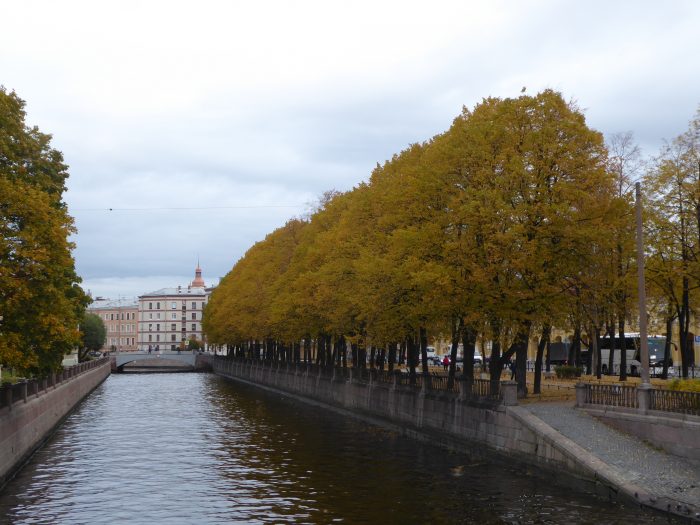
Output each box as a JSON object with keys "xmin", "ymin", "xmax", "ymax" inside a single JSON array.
[{"xmin": 635, "ymin": 182, "xmax": 651, "ymax": 386}]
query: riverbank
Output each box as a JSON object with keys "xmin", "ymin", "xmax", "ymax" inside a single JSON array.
[
  {"xmin": 0, "ymin": 358, "xmax": 111, "ymax": 489},
  {"xmin": 210, "ymin": 357, "xmax": 699, "ymax": 522}
]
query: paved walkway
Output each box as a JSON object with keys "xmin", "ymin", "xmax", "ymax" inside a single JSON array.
[{"xmin": 524, "ymin": 402, "xmax": 700, "ymax": 509}]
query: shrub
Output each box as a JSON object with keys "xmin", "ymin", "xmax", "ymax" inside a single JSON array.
[
  {"xmin": 554, "ymin": 365, "xmax": 582, "ymax": 379},
  {"xmin": 667, "ymin": 378, "xmax": 700, "ymax": 392}
]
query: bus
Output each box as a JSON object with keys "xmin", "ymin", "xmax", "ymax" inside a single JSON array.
[{"xmin": 585, "ymin": 333, "xmax": 667, "ymax": 375}]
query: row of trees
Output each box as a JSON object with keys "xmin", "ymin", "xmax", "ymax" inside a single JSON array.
[
  {"xmin": 201, "ymin": 90, "xmax": 698, "ymax": 394},
  {"xmin": 0, "ymin": 88, "xmax": 90, "ymax": 375}
]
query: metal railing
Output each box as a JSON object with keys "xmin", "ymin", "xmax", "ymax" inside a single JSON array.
[
  {"xmin": 0, "ymin": 357, "xmax": 109, "ymax": 411},
  {"xmin": 584, "ymin": 383, "xmax": 638, "ymax": 408},
  {"xmin": 649, "ymin": 388, "xmax": 700, "ymax": 416},
  {"xmin": 216, "ymin": 356, "xmax": 506, "ymax": 402}
]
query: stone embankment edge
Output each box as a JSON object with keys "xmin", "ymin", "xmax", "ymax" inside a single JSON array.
[
  {"xmin": 506, "ymin": 406, "xmax": 698, "ymax": 521},
  {"xmin": 213, "ymin": 363, "xmax": 699, "ymax": 523},
  {"xmin": 581, "ymin": 404, "xmax": 700, "ymax": 462},
  {"xmin": 0, "ymin": 361, "xmax": 111, "ymax": 490}
]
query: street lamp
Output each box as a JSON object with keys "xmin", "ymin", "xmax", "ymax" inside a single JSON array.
[{"xmin": 635, "ymin": 182, "xmax": 651, "ymax": 388}]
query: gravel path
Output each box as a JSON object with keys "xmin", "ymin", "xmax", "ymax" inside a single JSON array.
[{"xmin": 525, "ymin": 402, "xmax": 700, "ymax": 507}]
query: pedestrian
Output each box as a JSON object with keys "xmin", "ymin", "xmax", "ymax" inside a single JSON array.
[
  {"xmin": 442, "ymin": 355, "xmax": 450, "ymax": 372},
  {"xmin": 509, "ymin": 360, "xmax": 516, "ymax": 380}
]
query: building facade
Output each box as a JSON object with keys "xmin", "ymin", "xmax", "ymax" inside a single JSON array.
[
  {"xmin": 137, "ymin": 265, "xmax": 209, "ymax": 352},
  {"xmin": 87, "ymin": 298, "xmax": 139, "ymax": 352}
]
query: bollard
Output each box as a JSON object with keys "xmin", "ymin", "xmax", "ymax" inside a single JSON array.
[
  {"xmin": 21, "ymin": 381, "xmax": 28, "ymax": 402},
  {"xmin": 637, "ymin": 383, "xmax": 653, "ymax": 414},
  {"xmin": 575, "ymin": 383, "xmax": 588, "ymax": 408},
  {"xmin": 459, "ymin": 376, "xmax": 472, "ymax": 402},
  {"xmin": 5, "ymin": 385, "xmax": 13, "ymax": 410},
  {"xmin": 501, "ymin": 381, "xmax": 518, "ymax": 406}
]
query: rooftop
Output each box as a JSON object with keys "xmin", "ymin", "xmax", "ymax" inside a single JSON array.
[
  {"xmin": 88, "ymin": 298, "xmax": 139, "ymax": 310},
  {"xmin": 139, "ymin": 286, "xmax": 207, "ymax": 298}
]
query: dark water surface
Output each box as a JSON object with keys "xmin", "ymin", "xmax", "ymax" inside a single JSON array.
[{"xmin": 0, "ymin": 374, "xmax": 672, "ymax": 524}]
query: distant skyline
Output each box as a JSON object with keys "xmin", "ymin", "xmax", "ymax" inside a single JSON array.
[{"xmin": 2, "ymin": 0, "xmax": 699, "ymax": 298}]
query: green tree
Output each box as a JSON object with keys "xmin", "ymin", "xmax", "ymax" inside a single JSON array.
[{"xmin": 79, "ymin": 312, "xmax": 106, "ymax": 362}]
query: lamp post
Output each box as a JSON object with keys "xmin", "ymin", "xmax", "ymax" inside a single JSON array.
[{"xmin": 635, "ymin": 182, "xmax": 651, "ymax": 388}]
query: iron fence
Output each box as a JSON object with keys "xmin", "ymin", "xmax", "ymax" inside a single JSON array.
[
  {"xmin": 584, "ymin": 384, "xmax": 638, "ymax": 408},
  {"xmin": 0, "ymin": 357, "xmax": 109, "ymax": 411},
  {"xmin": 649, "ymin": 388, "xmax": 700, "ymax": 416}
]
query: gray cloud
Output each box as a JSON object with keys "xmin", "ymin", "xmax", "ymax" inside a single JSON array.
[{"xmin": 2, "ymin": 0, "xmax": 699, "ymax": 298}]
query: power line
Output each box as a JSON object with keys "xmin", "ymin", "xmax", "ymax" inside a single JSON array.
[{"xmin": 72, "ymin": 205, "xmax": 306, "ymax": 211}]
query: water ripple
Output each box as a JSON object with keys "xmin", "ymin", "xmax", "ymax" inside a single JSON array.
[{"xmin": 0, "ymin": 374, "xmax": 672, "ymax": 524}]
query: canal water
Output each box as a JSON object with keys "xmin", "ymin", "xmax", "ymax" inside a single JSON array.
[{"xmin": 0, "ymin": 374, "xmax": 672, "ymax": 524}]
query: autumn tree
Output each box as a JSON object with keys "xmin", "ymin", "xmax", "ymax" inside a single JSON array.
[
  {"xmin": 644, "ymin": 108, "xmax": 700, "ymax": 377},
  {"xmin": 0, "ymin": 87, "xmax": 88, "ymax": 374}
]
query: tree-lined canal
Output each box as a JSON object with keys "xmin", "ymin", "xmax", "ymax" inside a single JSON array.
[{"xmin": 0, "ymin": 374, "xmax": 668, "ymax": 524}]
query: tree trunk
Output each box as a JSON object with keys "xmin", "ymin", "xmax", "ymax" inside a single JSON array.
[
  {"xmin": 407, "ymin": 335, "xmax": 417, "ymax": 386},
  {"xmin": 387, "ymin": 342, "xmax": 396, "ymax": 372},
  {"xmin": 461, "ymin": 324, "xmax": 477, "ymax": 381},
  {"xmin": 606, "ymin": 322, "xmax": 615, "ymax": 375},
  {"xmin": 679, "ymin": 276, "xmax": 691, "ymax": 378},
  {"xmin": 419, "ymin": 327, "xmax": 430, "ymax": 387},
  {"xmin": 514, "ymin": 326, "xmax": 530, "ymax": 398},
  {"xmin": 533, "ymin": 324, "xmax": 550, "ymax": 395},
  {"xmin": 662, "ymin": 316, "xmax": 673, "ymax": 379},
  {"xmin": 447, "ymin": 317, "xmax": 462, "ymax": 389},
  {"xmin": 591, "ymin": 326, "xmax": 601, "ymax": 379},
  {"xmin": 618, "ymin": 316, "xmax": 627, "ymax": 381},
  {"xmin": 489, "ymin": 321, "xmax": 502, "ymax": 396}
]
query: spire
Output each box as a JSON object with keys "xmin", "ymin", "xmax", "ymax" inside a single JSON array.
[{"xmin": 191, "ymin": 261, "xmax": 205, "ymax": 288}]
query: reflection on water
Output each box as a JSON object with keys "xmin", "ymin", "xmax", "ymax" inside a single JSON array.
[{"xmin": 0, "ymin": 374, "xmax": 669, "ymax": 524}]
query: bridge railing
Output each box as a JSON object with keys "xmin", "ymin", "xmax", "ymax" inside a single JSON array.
[{"xmin": 0, "ymin": 357, "xmax": 110, "ymax": 411}]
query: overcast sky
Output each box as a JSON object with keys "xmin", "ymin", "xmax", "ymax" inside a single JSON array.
[{"xmin": 2, "ymin": 0, "xmax": 699, "ymax": 300}]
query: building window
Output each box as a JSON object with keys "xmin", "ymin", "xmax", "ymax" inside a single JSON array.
[
  {"xmin": 192, "ymin": 323, "xmax": 196, "ymax": 331},
  {"xmin": 149, "ymin": 324, "xmax": 152, "ymax": 331},
  {"xmin": 171, "ymin": 313, "xmax": 177, "ymax": 320},
  {"xmin": 192, "ymin": 302, "xmax": 196, "ymax": 309},
  {"xmin": 156, "ymin": 335, "xmax": 160, "ymax": 341},
  {"xmin": 149, "ymin": 302, "xmax": 152, "ymax": 309},
  {"xmin": 157, "ymin": 313, "xmax": 161, "ymax": 319},
  {"xmin": 171, "ymin": 302, "xmax": 177, "ymax": 309},
  {"xmin": 171, "ymin": 334, "xmax": 176, "ymax": 342},
  {"xmin": 148, "ymin": 335, "xmax": 152, "ymax": 342},
  {"xmin": 157, "ymin": 302, "xmax": 160, "ymax": 309},
  {"xmin": 191, "ymin": 313, "xmax": 196, "ymax": 320},
  {"xmin": 156, "ymin": 324, "xmax": 160, "ymax": 331}
]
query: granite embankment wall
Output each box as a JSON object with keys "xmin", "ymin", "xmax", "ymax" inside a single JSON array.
[
  {"xmin": 211, "ymin": 357, "xmax": 691, "ymax": 517},
  {"xmin": 0, "ymin": 358, "xmax": 111, "ymax": 488},
  {"xmin": 584, "ymin": 405, "xmax": 700, "ymax": 461}
]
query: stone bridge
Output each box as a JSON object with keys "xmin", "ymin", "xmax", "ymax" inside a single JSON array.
[{"xmin": 110, "ymin": 351, "xmax": 207, "ymax": 371}]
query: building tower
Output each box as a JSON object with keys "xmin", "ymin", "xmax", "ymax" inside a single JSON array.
[{"xmin": 191, "ymin": 261, "xmax": 205, "ymax": 288}]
